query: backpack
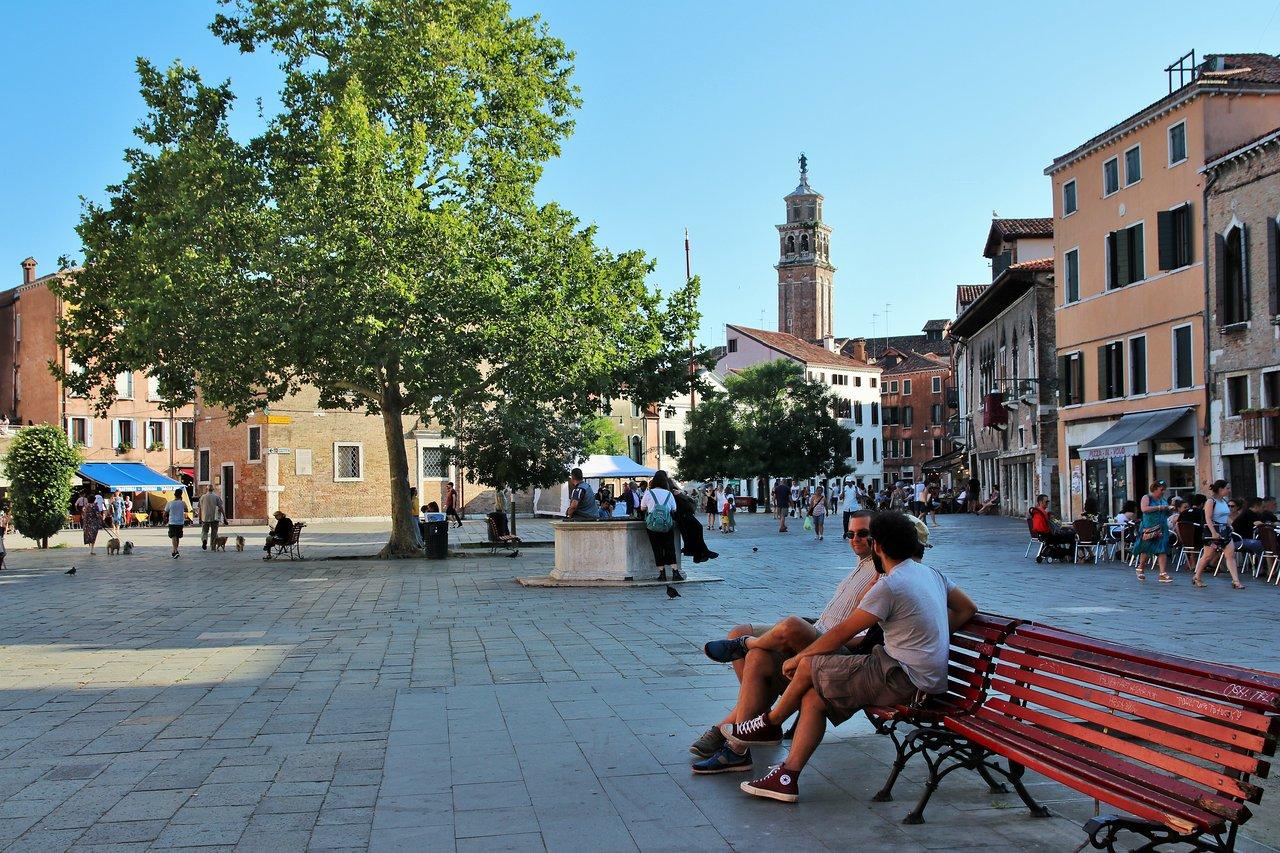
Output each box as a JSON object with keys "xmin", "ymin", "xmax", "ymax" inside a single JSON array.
[{"xmin": 645, "ymin": 492, "xmax": 675, "ymax": 533}]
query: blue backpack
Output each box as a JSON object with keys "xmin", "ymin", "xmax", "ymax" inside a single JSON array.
[{"xmin": 645, "ymin": 492, "xmax": 675, "ymax": 533}]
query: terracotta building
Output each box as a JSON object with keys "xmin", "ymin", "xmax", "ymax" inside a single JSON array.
[
  {"xmin": 951, "ymin": 217, "xmax": 1059, "ymax": 517},
  {"xmin": 776, "ymin": 155, "xmax": 836, "ymax": 342},
  {"xmin": 1048, "ymin": 53, "xmax": 1280, "ymax": 517},
  {"xmin": 0, "ymin": 259, "xmax": 194, "ymax": 478},
  {"xmin": 1202, "ymin": 127, "xmax": 1280, "ymax": 498},
  {"xmin": 878, "ymin": 349, "xmax": 954, "ymax": 486}
]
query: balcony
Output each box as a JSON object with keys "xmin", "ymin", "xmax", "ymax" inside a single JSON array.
[{"xmin": 1243, "ymin": 409, "xmax": 1280, "ymax": 449}]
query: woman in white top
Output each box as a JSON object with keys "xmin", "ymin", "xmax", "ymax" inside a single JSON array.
[
  {"xmin": 809, "ymin": 485, "xmax": 827, "ymax": 540},
  {"xmin": 641, "ymin": 470, "xmax": 684, "ymax": 582}
]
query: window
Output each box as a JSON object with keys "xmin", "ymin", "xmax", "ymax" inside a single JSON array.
[
  {"xmin": 884, "ymin": 406, "xmax": 899, "ymax": 426},
  {"xmin": 1103, "ymin": 157, "xmax": 1120, "ymax": 196},
  {"xmin": 889, "ymin": 380, "xmax": 899, "ymax": 393},
  {"xmin": 903, "ymin": 379, "xmax": 912, "ymax": 395},
  {"xmin": 1226, "ymin": 375, "xmax": 1249, "ymax": 417},
  {"xmin": 113, "ymin": 419, "xmax": 135, "ymax": 449},
  {"xmin": 831, "ymin": 374, "xmax": 848, "ymax": 386},
  {"xmin": 727, "ymin": 338, "xmax": 738, "ymax": 353},
  {"xmin": 198, "ymin": 449, "xmax": 211, "ymax": 483},
  {"xmin": 1157, "ymin": 203, "xmax": 1193, "ymax": 270},
  {"xmin": 1216, "ymin": 224, "xmax": 1250, "ymax": 326},
  {"xmin": 146, "ymin": 420, "xmax": 166, "ymax": 450},
  {"xmin": 871, "ymin": 402, "xmax": 879, "ymax": 425},
  {"xmin": 247, "ymin": 426, "xmax": 262, "ymax": 462},
  {"xmin": 1064, "ymin": 248, "xmax": 1080, "ymax": 303},
  {"xmin": 13, "ymin": 314, "xmax": 20, "ymax": 342},
  {"xmin": 295, "ymin": 448, "xmax": 314, "ymax": 476},
  {"xmin": 903, "ymin": 406, "xmax": 914, "ymax": 427},
  {"xmin": 664, "ymin": 430, "xmax": 678, "ymax": 456},
  {"xmin": 66, "ymin": 416, "xmax": 89, "ymax": 446},
  {"xmin": 931, "ymin": 376, "xmax": 941, "ymax": 394},
  {"xmin": 930, "ymin": 403, "xmax": 943, "ymax": 424},
  {"xmin": 887, "ymin": 439, "xmax": 898, "ymax": 459},
  {"xmin": 116, "ymin": 372, "xmax": 134, "ymax": 400},
  {"xmin": 871, "ymin": 438, "xmax": 878, "ymax": 461},
  {"xmin": 870, "ymin": 377, "xmax": 877, "ymax": 388},
  {"xmin": 179, "ymin": 420, "xmax": 195, "ymax": 450},
  {"xmin": 933, "ymin": 438, "xmax": 943, "ymax": 457},
  {"xmin": 1168, "ymin": 121, "xmax": 1187, "ymax": 165},
  {"xmin": 1097, "ymin": 341, "xmax": 1124, "ymax": 400},
  {"xmin": 1107, "ymin": 222, "xmax": 1145, "ymax": 288},
  {"xmin": 833, "ymin": 399, "xmax": 851, "ymax": 418},
  {"xmin": 1063, "ymin": 179, "xmax": 1077, "ymax": 216},
  {"xmin": 422, "ymin": 446, "xmax": 447, "ymax": 478},
  {"xmin": 902, "ymin": 439, "xmax": 912, "ymax": 459},
  {"xmin": 856, "ymin": 437, "xmax": 865, "ymax": 462},
  {"xmin": 1173, "ymin": 325, "xmax": 1194, "ymax": 389},
  {"xmin": 334, "ymin": 443, "xmax": 363, "ymax": 481},
  {"xmin": 854, "ymin": 402, "xmax": 863, "ymax": 425},
  {"xmin": 1059, "ymin": 352, "xmax": 1084, "ymax": 405},
  {"xmin": 630, "ymin": 403, "xmax": 642, "ymax": 419},
  {"xmin": 1128, "ymin": 336, "xmax": 1147, "ymax": 396},
  {"xmin": 1124, "ymin": 145, "xmax": 1141, "ymax": 185},
  {"xmin": 146, "ymin": 375, "xmax": 162, "ymax": 401},
  {"xmin": 854, "ymin": 376, "xmax": 862, "ymax": 387}
]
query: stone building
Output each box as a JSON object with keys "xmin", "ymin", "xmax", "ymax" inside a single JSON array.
[
  {"xmin": 1048, "ymin": 53, "xmax": 1280, "ymax": 517},
  {"xmin": 1202, "ymin": 127, "xmax": 1280, "ymax": 498},
  {"xmin": 776, "ymin": 155, "xmax": 836, "ymax": 342},
  {"xmin": 0, "ymin": 259, "xmax": 195, "ymax": 479},
  {"xmin": 950, "ymin": 241, "xmax": 1059, "ymax": 518},
  {"xmin": 878, "ymin": 349, "xmax": 955, "ymax": 487}
]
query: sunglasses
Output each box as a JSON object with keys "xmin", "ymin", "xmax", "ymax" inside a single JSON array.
[{"xmin": 850, "ymin": 530, "xmax": 873, "ymax": 539}]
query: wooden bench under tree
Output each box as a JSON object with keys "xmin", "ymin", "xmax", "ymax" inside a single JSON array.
[{"xmin": 268, "ymin": 521, "xmax": 306, "ymax": 561}]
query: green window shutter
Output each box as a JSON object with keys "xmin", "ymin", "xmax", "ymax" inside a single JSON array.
[
  {"xmin": 1179, "ymin": 203, "xmax": 1194, "ymax": 266},
  {"xmin": 1097, "ymin": 345, "xmax": 1108, "ymax": 400},
  {"xmin": 1058, "ymin": 355, "xmax": 1069, "ymax": 403},
  {"xmin": 1215, "ymin": 234, "xmax": 1227, "ymax": 324},
  {"xmin": 1130, "ymin": 224, "xmax": 1145, "ymax": 282},
  {"xmin": 1242, "ymin": 224, "xmax": 1251, "ymax": 321},
  {"xmin": 1113, "ymin": 342, "xmax": 1124, "ymax": 397},
  {"xmin": 1269, "ymin": 220, "xmax": 1279, "ymax": 317},
  {"xmin": 1157, "ymin": 210, "xmax": 1175, "ymax": 270},
  {"xmin": 1109, "ymin": 231, "xmax": 1123, "ymax": 287}
]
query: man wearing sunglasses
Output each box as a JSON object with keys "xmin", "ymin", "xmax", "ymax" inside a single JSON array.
[{"xmin": 688, "ymin": 510, "xmax": 883, "ymax": 774}]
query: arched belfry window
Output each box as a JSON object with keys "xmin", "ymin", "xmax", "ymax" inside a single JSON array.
[
  {"xmin": 801, "ymin": 234, "xmax": 810, "ymax": 252},
  {"xmin": 786, "ymin": 235, "xmax": 795, "ymax": 253}
]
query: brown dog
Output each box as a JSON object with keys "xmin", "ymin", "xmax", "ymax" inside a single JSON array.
[
  {"xmin": 106, "ymin": 538, "xmax": 121, "ymax": 556},
  {"xmin": 235, "ymin": 536, "xmax": 245, "ymax": 552},
  {"xmin": 213, "ymin": 536, "xmax": 228, "ymax": 552}
]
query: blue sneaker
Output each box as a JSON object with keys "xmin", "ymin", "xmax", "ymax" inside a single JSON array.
[
  {"xmin": 704, "ymin": 637, "xmax": 749, "ymax": 663},
  {"xmin": 691, "ymin": 744, "xmax": 752, "ymax": 775}
]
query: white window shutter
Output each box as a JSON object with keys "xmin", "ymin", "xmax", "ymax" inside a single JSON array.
[
  {"xmin": 111, "ymin": 420, "xmax": 119, "ymax": 447},
  {"xmin": 86, "ymin": 420, "xmax": 94, "ymax": 447}
]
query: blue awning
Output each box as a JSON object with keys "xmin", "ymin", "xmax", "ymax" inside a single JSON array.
[{"xmin": 78, "ymin": 462, "xmax": 184, "ymax": 491}]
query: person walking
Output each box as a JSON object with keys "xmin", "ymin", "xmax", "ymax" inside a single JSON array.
[
  {"xmin": 966, "ymin": 476, "xmax": 981, "ymax": 513},
  {"xmin": 640, "ymin": 470, "xmax": 684, "ymax": 582},
  {"xmin": 722, "ymin": 489, "xmax": 737, "ymax": 533},
  {"xmin": 704, "ymin": 484, "xmax": 719, "ymax": 531},
  {"xmin": 774, "ymin": 479, "xmax": 791, "ymax": 533},
  {"xmin": 445, "ymin": 482, "xmax": 463, "ymax": 528},
  {"xmin": 809, "ymin": 484, "xmax": 827, "ymax": 541},
  {"xmin": 198, "ymin": 485, "xmax": 226, "ymax": 551},
  {"xmin": 110, "ymin": 490, "xmax": 126, "ymax": 531},
  {"xmin": 164, "ymin": 487, "xmax": 187, "ymax": 559},
  {"xmin": 1132, "ymin": 481, "xmax": 1174, "ymax": 582},
  {"xmin": 75, "ymin": 489, "xmax": 103, "ymax": 556},
  {"xmin": 1193, "ymin": 480, "xmax": 1245, "ymax": 589},
  {"xmin": 0, "ymin": 501, "xmax": 9, "ymax": 572},
  {"xmin": 839, "ymin": 479, "xmax": 860, "ymax": 539}
]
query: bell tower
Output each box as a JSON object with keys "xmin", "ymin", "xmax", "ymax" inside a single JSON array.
[{"xmin": 776, "ymin": 153, "xmax": 835, "ymax": 341}]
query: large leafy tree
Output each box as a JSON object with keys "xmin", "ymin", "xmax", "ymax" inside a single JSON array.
[
  {"xmin": 55, "ymin": 0, "xmax": 699, "ymax": 556},
  {"xmin": 677, "ymin": 360, "xmax": 850, "ymax": 485},
  {"xmin": 3, "ymin": 426, "xmax": 82, "ymax": 549}
]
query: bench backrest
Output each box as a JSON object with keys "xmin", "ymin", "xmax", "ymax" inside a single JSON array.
[
  {"xmin": 289, "ymin": 522, "xmax": 305, "ymax": 544},
  {"xmin": 984, "ymin": 622, "xmax": 1280, "ymax": 832},
  {"xmin": 933, "ymin": 612, "xmax": 1019, "ymax": 715}
]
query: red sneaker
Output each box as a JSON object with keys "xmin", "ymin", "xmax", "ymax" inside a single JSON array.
[
  {"xmin": 720, "ymin": 713, "xmax": 783, "ymax": 748},
  {"xmin": 740, "ymin": 764, "xmax": 799, "ymax": 803}
]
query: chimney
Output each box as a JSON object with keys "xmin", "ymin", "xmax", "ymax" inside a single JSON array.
[
  {"xmin": 849, "ymin": 339, "xmax": 867, "ymax": 362},
  {"xmin": 20, "ymin": 258, "xmax": 36, "ymax": 285},
  {"xmin": 822, "ymin": 334, "xmax": 836, "ymax": 352}
]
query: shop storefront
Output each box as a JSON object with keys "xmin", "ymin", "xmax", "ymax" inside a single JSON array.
[{"xmin": 1073, "ymin": 407, "xmax": 1196, "ymax": 518}]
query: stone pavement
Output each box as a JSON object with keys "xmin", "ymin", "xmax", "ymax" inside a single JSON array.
[{"xmin": 0, "ymin": 511, "xmax": 1278, "ymax": 851}]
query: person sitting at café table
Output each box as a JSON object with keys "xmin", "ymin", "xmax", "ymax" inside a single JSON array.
[{"xmin": 1029, "ymin": 494, "xmax": 1076, "ymax": 554}]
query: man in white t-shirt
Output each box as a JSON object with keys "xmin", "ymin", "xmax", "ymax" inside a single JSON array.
[
  {"xmin": 722, "ymin": 511, "xmax": 977, "ymax": 803},
  {"xmin": 690, "ymin": 511, "xmax": 880, "ymax": 774},
  {"xmin": 839, "ymin": 479, "xmax": 862, "ymax": 540},
  {"xmin": 912, "ymin": 480, "xmax": 928, "ymax": 517}
]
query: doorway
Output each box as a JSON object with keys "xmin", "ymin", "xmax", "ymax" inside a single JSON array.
[
  {"xmin": 221, "ymin": 464, "xmax": 236, "ymax": 520},
  {"xmin": 1224, "ymin": 454, "xmax": 1256, "ymax": 501}
]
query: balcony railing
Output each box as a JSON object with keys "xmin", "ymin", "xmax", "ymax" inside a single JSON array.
[{"xmin": 1243, "ymin": 409, "xmax": 1280, "ymax": 449}]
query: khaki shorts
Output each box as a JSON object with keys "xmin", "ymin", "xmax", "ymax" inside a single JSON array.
[{"xmin": 809, "ymin": 645, "xmax": 917, "ymax": 725}]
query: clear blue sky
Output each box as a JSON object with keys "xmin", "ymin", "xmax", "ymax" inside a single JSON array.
[{"xmin": 5, "ymin": 1, "xmax": 1280, "ymax": 347}]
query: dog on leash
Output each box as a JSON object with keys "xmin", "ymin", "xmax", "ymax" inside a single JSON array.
[
  {"xmin": 107, "ymin": 538, "xmax": 121, "ymax": 555},
  {"xmin": 213, "ymin": 536, "xmax": 228, "ymax": 552},
  {"xmin": 123, "ymin": 541, "xmax": 134, "ymax": 555},
  {"xmin": 235, "ymin": 536, "xmax": 245, "ymax": 552}
]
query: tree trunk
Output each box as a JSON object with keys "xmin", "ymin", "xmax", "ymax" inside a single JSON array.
[{"xmin": 378, "ymin": 379, "xmax": 422, "ymax": 559}]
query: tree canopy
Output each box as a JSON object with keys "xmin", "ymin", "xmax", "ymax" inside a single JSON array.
[
  {"xmin": 3, "ymin": 426, "xmax": 82, "ymax": 548},
  {"xmin": 55, "ymin": 0, "xmax": 700, "ymax": 555},
  {"xmin": 678, "ymin": 360, "xmax": 851, "ymax": 484}
]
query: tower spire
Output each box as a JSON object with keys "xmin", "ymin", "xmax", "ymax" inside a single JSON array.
[
  {"xmin": 799, "ymin": 152, "xmax": 808, "ymax": 184},
  {"xmin": 776, "ymin": 155, "xmax": 835, "ymax": 341}
]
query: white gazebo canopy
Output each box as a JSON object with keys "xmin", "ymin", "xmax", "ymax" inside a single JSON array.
[{"xmin": 576, "ymin": 455, "xmax": 656, "ymax": 479}]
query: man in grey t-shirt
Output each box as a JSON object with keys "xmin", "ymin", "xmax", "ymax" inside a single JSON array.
[
  {"xmin": 198, "ymin": 486, "xmax": 225, "ymax": 550},
  {"xmin": 564, "ymin": 468, "xmax": 601, "ymax": 520},
  {"xmin": 722, "ymin": 511, "xmax": 977, "ymax": 804}
]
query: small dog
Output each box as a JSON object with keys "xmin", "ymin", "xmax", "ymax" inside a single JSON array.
[
  {"xmin": 235, "ymin": 536, "xmax": 245, "ymax": 552},
  {"xmin": 213, "ymin": 536, "xmax": 228, "ymax": 552},
  {"xmin": 107, "ymin": 538, "xmax": 121, "ymax": 556},
  {"xmin": 122, "ymin": 541, "xmax": 134, "ymax": 555}
]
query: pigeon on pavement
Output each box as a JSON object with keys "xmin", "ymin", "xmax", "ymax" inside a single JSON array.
[
  {"xmin": 665, "ymin": 585, "xmax": 680, "ymax": 599},
  {"xmin": 65, "ymin": 567, "xmax": 76, "ymax": 575}
]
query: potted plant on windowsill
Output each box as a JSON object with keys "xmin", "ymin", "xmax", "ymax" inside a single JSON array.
[
  {"xmin": 116, "ymin": 441, "xmax": 133, "ymax": 454},
  {"xmin": 147, "ymin": 440, "xmax": 164, "ymax": 452}
]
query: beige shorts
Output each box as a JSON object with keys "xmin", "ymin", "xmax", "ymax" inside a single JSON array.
[{"xmin": 809, "ymin": 645, "xmax": 917, "ymax": 725}]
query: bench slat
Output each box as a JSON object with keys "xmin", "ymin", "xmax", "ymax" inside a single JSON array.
[
  {"xmin": 1014, "ymin": 625, "xmax": 1280, "ymax": 713},
  {"xmin": 1008, "ymin": 634, "xmax": 1280, "ymax": 726},
  {"xmin": 949, "ymin": 714, "xmax": 1224, "ymax": 835},
  {"xmin": 985, "ymin": 688, "xmax": 1259, "ymax": 804},
  {"xmin": 993, "ymin": 659, "xmax": 1268, "ymax": 755}
]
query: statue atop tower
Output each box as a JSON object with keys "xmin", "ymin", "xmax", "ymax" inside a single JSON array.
[{"xmin": 776, "ymin": 154, "xmax": 835, "ymax": 341}]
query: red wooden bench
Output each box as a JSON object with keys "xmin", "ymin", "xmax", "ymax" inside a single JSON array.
[
  {"xmin": 944, "ymin": 622, "xmax": 1280, "ymax": 852},
  {"xmin": 864, "ymin": 613, "xmax": 1047, "ymax": 824}
]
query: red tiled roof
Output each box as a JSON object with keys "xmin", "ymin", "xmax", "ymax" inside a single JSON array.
[
  {"xmin": 726, "ymin": 325, "xmax": 871, "ymax": 369},
  {"xmin": 1009, "ymin": 258, "xmax": 1053, "ymax": 271},
  {"xmin": 984, "ymin": 218, "xmax": 1053, "ymax": 258},
  {"xmin": 956, "ymin": 284, "xmax": 988, "ymax": 309},
  {"xmin": 882, "ymin": 351, "xmax": 949, "ymax": 377}
]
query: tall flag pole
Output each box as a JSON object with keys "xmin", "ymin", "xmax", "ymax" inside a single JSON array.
[{"xmin": 685, "ymin": 229, "xmax": 695, "ymax": 410}]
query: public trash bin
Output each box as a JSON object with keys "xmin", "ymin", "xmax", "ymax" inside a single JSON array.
[{"xmin": 424, "ymin": 513, "xmax": 449, "ymax": 560}]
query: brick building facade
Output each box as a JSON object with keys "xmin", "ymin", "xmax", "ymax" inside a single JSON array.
[
  {"xmin": 1203, "ymin": 128, "xmax": 1280, "ymax": 499},
  {"xmin": 776, "ymin": 155, "xmax": 835, "ymax": 342},
  {"xmin": 878, "ymin": 350, "xmax": 953, "ymax": 486}
]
